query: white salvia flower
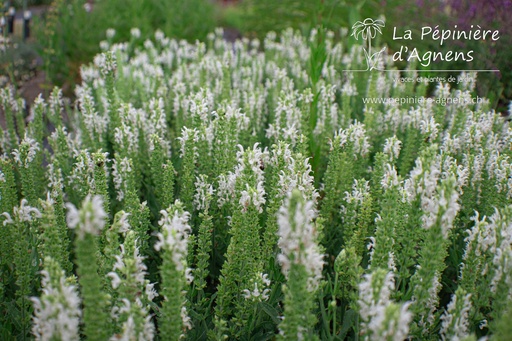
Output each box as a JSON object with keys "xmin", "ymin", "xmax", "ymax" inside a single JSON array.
[
  {"xmin": 47, "ymin": 164, "xmax": 64, "ymax": 192},
  {"xmin": 387, "ymin": 252, "xmax": 397, "ymax": 273},
  {"xmin": 155, "ymin": 30, "xmax": 165, "ymax": 42},
  {"xmin": 193, "ymin": 175, "xmax": 214, "ymax": 211},
  {"xmin": 31, "ymin": 263, "xmax": 81, "ymax": 341},
  {"xmin": 0, "ymin": 169, "xmax": 5, "ymax": 182},
  {"xmin": 1, "ymin": 212, "xmax": 14, "ymax": 226},
  {"xmin": 457, "ymin": 72, "xmax": 476, "ymax": 91},
  {"xmin": 177, "ymin": 127, "xmax": 200, "ymax": 158},
  {"xmin": 2, "ymin": 199, "xmax": 42, "ymax": 225},
  {"xmin": 76, "ymin": 83, "xmax": 96, "ymax": 119},
  {"xmin": 217, "ymin": 143, "xmax": 269, "ymax": 208},
  {"xmin": 130, "ymin": 28, "xmax": 141, "ymax": 39},
  {"xmin": 333, "ymin": 121, "xmax": 370, "ymax": 157},
  {"xmin": 358, "ymin": 270, "xmax": 394, "ymax": 324},
  {"xmin": 106, "ymin": 28, "xmax": 116, "ymax": 39},
  {"xmin": 487, "ymin": 208, "xmax": 512, "ymax": 294},
  {"xmin": 185, "ymin": 268, "xmax": 194, "ymax": 285},
  {"xmin": 242, "ymin": 273, "xmax": 271, "ymax": 302},
  {"xmin": 479, "ymin": 320, "xmax": 488, "ymax": 330},
  {"xmin": 115, "ymin": 211, "xmax": 131, "ymax": 234},
  {"xmin": 80, "ymin": 65, "xmax": 101, "ymax": 83},
  {"xmin": 107, "ymin": 272, "xmax": 122, "ymax": 290},
  {"xmin": 181, "ymin": 306, "xmax": 192, "ymax": 330},
  {"xmin": 16, "ymin": 199, "xmax": 42, "ymax": 222},
  {"xmin": 383, "ymin": 136, "xmax": 402, "ymax": 160},
  {"xmin": 239, "ymin": 188, "xmax": 251, "ymax": 211},
  {"xmin": 154, "ymin": 203, "xmax": 191, "ymax": 272},
  {"xmin": 12, "ymin": 135, "xmax": 40, "ymax": 168},
  {"xmin": 143, "ymin": 39, "xmax": 154, "ymax": 50},
  {"xmin": 344, "ymin": 179, "xmax": 370, "ymax": 205},
  {"xmin": 341, "ymin": 73, "xmax": 358, "ymax": 96},
  {"xmin": 252, "ymin": 181, "xmax": 266, "ymax": 212},
  {"xmin": 99, "ymin": 40, "xmax": 109, "ymax": 51},
  {"xmin": 94, "ymin": 51, "xmax": 117, "ymax": 75},
  {"xmin": 421, "ymin": 175, "xmax": 460, "ymax": 238},
  {"xmin": 67, "ymin": 151, "xmax": 97, "ymax": 194},
  {"xmin": 145, "ymin": 283, "xmax": 158, "ymax": 301},
  {"xmin": 109, "ymin": 231, "xmax": 157, "ymax": 341},
  {"xmin": 147, "ymin": 98, "xmax": 168, "ymax": 143},
  {"xmin": 112, "ymin": 157, "xmax": 132, "ymax": 201},
  {"xmin": 142, "ymin": 314, "xmax": 156, "ymax": 341},
  {"xmin": 277, "ymin": 190, "xmax": 323, "ymax": 292},
  {"xmin": 111, "ymin": 315, "xmax": 136, "ymax": 341},
  {"xmin": 66, "ymin": 195, "xmax": 107, "ymax": 239},
  {"xmin": 113, "ymin": 244, "xmax": 147, "ymax": 287},
  {"xmin": 239, "ymin": 182, "xmax": 266, "ymax": 213},
  {"xmin": 358, "ymin": 269, "xmax": 412, "ymax": 341},
  {"xmin": 419, "ymin": 117, "xmax": 439, "ymax": 141},
  {"xmin": 381, "ymin": 164, "xmax": 400, "ymax": 190},
  {"xmin": 114, "ymin": 122, "xmax": 138, "ymax": 154},
  {"xmin": 415, "ymin": 273, "xmax": 442, "ymax": 333},
  {"xmin": 436, "ymin": 83, "xmax": 451, "ymax": 98},
  {"xmin": 276, "ymin": 154, "xmax": 319, "ymax": 204},
  {"xmin": 440, "ymin": 290, "xmax": 472, "ymax": 341}
]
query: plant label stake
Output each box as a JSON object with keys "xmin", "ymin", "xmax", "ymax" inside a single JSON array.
[
  {"xmin": 7, "ymin": 7, "xmax": 15, "ymax": 34},
  {"xmin": 23, "ymin": 10, "xmax": 31, "ymax": 40}
]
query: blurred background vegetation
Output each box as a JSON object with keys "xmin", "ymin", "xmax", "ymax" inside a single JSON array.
[{"xmin": 1, "ymin": 0, "xmax": 511, "ymax": 111}]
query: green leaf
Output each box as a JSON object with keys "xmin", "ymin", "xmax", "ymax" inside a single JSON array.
[
  {"xmin": 259, "ymin": 301, "xmax": 280, "ymax": 324},
  {"xmin": 339, "ymin": 309, "xmax": 357, "ymax": 339}
]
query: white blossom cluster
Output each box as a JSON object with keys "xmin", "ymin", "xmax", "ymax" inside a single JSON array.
[
  {"xmin": 177, "ymin": 127, "xmax": 200, "ymax": 158},
  {"xmin": 486, "ymin": 208, "xmax": 512, "ymax": 295},
  {"xmin": 11, "ymin": 135, "xmax": 40, "ymax": 168},
  {"xmin": 404, "ymin": 153, "xmax": 461, "ymax": 237},
  {"xmin": 313, "ymin": 84, "xmax": 339, "ymax": 136},
  {"xmin": 108, "ymin": 234, "xmax": 157, "ymax": 341},
  {"xmin": 332, "ymin": 121, "xmax": 370, "ymax": 157},
  {"xmin": 77, "ymin": 85, "xmax": 109, "ymax": 140},
  {"xmin": 414, "ymin": 273, "xmax": 442, "ymax": 334},
  {"xmin": 67, "ymin": 151, "xmax": 97, "ymax": 195},
  {"xmin": 110, "ymin": 300, "xmax": 155, "ymax": 341},
  {"xmin": 112, "ymin": 157, "xmax": 133, "ymax": 201},
  {"xmin": 242, "ymin": 273, "xmax": 271, "ymax": 302},
  {"xmin": 358, "ymin": 270, "xmax": 412, "ymax": 341},
  {"xmin": 381, "ymin": 163, "xmax": 401, "ymax": 190},
  {"xmin": 217, "ymin": 143, "xmax": 269, "ymax": 212},
  {"xmin": 266, "ymin": 91, "xmax": 303, "ymax": 145},
  {"xmin": 31, "ymin": 266, "xmax": 81, "ymax": 341},
  {"xmin": 66, "ymin": 195, "xmax": 107, "ymax": 238},
  {"xmin": 440, "ymin": 291, "xmax": 472, "ymax": 341},
  {"xmin": 383, "ymin": 136, "xmax": 402, "ymax": 161},
  {"xmin": 193, "ymin": 174, "xmax": 214, "ymax": 211},
  {"xmin": 277, "ymin": 191, "xmax": 323, "ymax": 292},
  {"xmin": 344, "ymin": 179, "xmax": 370, "ymax": 206},
  {"xmin": 154, "ymin": 204, "xmax": 192, "ymax": 272},
  {"xmin": 94, "ymin": 51, "xmax": 117, "ymax": 75},
  {"xmin": 2, "ymin": 198, "xmax": 42, "ymax": 225}
]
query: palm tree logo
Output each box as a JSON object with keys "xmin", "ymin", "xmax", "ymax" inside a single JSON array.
[{"xmin": 351, "ymin": 18, "xmax": 386, "ymax": 71}]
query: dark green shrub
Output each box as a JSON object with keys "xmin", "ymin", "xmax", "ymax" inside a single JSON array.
[{"xmin": 34, "ymin": 0, "xmax": 216, "ymax": 87}]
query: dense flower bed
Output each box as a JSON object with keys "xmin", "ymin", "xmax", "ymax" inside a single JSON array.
[{"xmin": 0, "ymin": 28, "xmax": 511, "ymax": 340}]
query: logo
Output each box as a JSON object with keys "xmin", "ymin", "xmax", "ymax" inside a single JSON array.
[
  {"xmin": 347, "ymin": 18, "xmax": 500, "ymax": 74},
  {"xmin": 351, "ymin": 18, "xmax": 386, "ymax": 71}
]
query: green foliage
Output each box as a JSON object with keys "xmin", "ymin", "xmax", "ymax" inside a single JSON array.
[
  {"xmin": 34, "ymin": 0, "xmax": 216, "ymax": 86},
  {"xmin": 71, "ymin": 196, "xmax": 110, "ymax": 340},
  {"xmin": 0, "ymin": 28, "xmax": 510, "ymax": 340}
]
